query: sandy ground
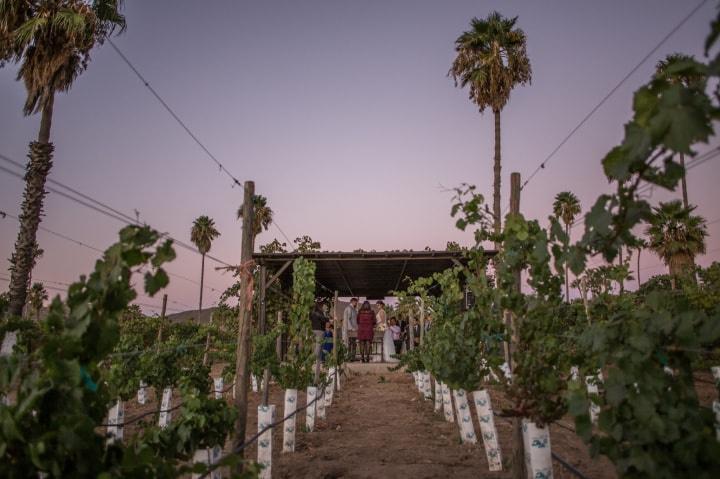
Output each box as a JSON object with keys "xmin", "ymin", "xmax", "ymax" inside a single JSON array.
[
  {"xmin": 274, "ymin": 368, "xmax": 616, "ymax": 479},
  {"xmin": 118, "ymin": 364, "xmax": 720, "ymax": 478}
]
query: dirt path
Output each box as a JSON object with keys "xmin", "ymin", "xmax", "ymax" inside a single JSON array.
[{"xmin": 275, "ymin": 369, "xmax": 512, "ymax": 479}]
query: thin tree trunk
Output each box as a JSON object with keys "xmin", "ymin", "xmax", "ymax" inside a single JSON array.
[
  {"xmin": 7, "ymin": 94, "xmax": 55, "ymax": 317},
  {"xmin": 618, "ymin": 248, "xmax": 624, "ymax": 293},
  {"xmin": 493, "ymin": 109, "xmax": 502, "ymax": 247},
  {"xmin": 636, "ymin": 248, "xmax": 641, "ymax": 289},
  {"xmin": 680, "ymin": 153, "xmax": 689, "ymax": 209},
  {"xmin": 565, "ymin": 223, "xmax": 570, "ymax": 303},
  {"xmin": 198, "ymin": 253, "xmax": 205, "ymax": 313}
]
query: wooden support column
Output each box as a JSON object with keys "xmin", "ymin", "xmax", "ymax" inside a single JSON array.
[
  {"xmin": 259, "ymin": 265, "xmax": 271, "ymax": 407},
  {"xmin": 408, "ymin": 310, "xmax": 415, "ymax": 350},
  {"xmin": 332, "ymin": 290, "xmax": 339, "ymax": 366},
  {"xmin": 419, "ymin": 297, "xmax": 425, "ymax": 345},
  {"xmin": 509, "ymin": 172, "xmax": 526, "ymax": 479},
  {"xmin": 232, "ymin": 180, "xmax": 255, "ymax": 473},
  {"xmin": 276, "ymin": 311, "xmax": 283, "ymax": 361}
]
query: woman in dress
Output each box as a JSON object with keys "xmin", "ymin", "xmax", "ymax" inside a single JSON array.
[
  {"xmin": 356, "ymin": 301, "xmax": 376, "ymax": 363},
  {"xmin": 377, "ymin": 302, "xmax": 398, "ymax": 363}
]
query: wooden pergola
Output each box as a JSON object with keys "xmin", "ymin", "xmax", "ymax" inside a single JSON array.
[{"xmin": 252, "ymin": 250, "xmax": 496, "ymax": 298}]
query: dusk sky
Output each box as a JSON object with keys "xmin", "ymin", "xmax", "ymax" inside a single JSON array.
[{"xmin": 2, "ymin": 1, "xmax": 719, "ymax": 313}]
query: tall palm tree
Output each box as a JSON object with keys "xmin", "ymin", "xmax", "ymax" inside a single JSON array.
[
  {"xmin": 237, "ymin": 194, "xmax": 273, "ymax": 249},
  {"xmin": 26, "ymin": 282, "xmax": 47, "ymax": 321},
  {"xmin": 191, "ymin": 216, "xmax": 221, "ymax": 312},
  {"xmin": 552, "ymin": 191, "xmax": 581, "ymax": 302},
  {"xmin": 646, "ymin": 200, "xmax": 707, "ymax": 283},
  {"xmin": 450, "ymin": 12, "xmax": 532, "ymax": 242},
  {"xmin": 1, "ymin": 0, "xmax": 125, "ymax": 318},
  {"xmin": 655, "ymin": 53, "xmax": 705, "ymax": 209}
]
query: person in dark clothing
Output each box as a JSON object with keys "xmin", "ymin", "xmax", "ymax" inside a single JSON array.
[
  {"xmin": 356, "ymin": 301, "xmax": 376, "ymax": 363},
  {"xmin": 321, "ymin": 321, "xmax": 334, "ymax": 362}
]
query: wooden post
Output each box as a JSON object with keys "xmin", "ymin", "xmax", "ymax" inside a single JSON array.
[
  {"xmin": 156, "ymin": 293, "xmax": 168, "ymax": 345},
  {"xmin": 332, "ymin": 290, "xmax": 339, "ymax": 385},
  {"xmin": 276, "ymin": 311, "xmax": 283, "ymax": 361},
  {"xmin": 232, "ymin": 180, "xmax": 255, "ymax": 473},
  {"xmin": 419, "ymin": 297, "xmax": 425, "ymax": 345},
  {"xmin": 509, "ymin": 172, "xmax": 526, "ymax": 479},
  {"xmin": 408, "ymin": 310, "xmax": 415, "ymax": 350},
  {"xmin": 259, "ymin": 265, "xmax": 271, "ymax": 407}
]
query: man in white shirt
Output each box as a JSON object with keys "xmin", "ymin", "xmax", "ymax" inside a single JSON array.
[{"xmin": 342, "ymin": 298, "xmax": 358, "ymax": 360}]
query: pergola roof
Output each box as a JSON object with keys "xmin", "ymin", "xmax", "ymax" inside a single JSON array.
[{"xmin": 253, "ymin": 250, "xmax": 496, "ymax": 298}]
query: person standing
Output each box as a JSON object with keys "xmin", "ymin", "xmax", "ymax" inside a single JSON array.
[
  {"xmin": 375, "ymin": 300, "xmax": 387, "ymax": 331},
  {"xmin": 342, "ymin": 297, "xmax": 358, "ymax": 361},
  {"xmin": 310, "ymin": 302, "xmax": 327, "ymax": 382},
  {"xmin": 356, "ymin": 301, "xmax": 376, "ymax": 363},
  {"xmin": 389, "ymin": 318, "xmax": 403, "ymax": 355},
  {"xmin": 321, "ymin": 321, "xmax": 334, "ymax": 362}
]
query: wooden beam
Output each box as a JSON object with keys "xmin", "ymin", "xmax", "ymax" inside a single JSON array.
[
  {"xmin": 264, "ymin": 259, "xmax": 292, "ymax": 290},
  {"xmin": 334, "ymin": 260, "xmax": 354, "ymax": 297}
]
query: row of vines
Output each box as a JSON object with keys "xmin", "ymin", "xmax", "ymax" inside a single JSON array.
[
  {"xmin": 395, "ymin": 12, "xmax": 720, "ymax": 479},
  {"xmin": 0, "ymin": 224, "xmax": 341, "ymax": 477}
]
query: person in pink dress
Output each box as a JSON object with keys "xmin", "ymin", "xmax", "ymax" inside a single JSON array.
[{"xmin": 356, "ymin": 301, "xmax": 376, "ymax": 363}]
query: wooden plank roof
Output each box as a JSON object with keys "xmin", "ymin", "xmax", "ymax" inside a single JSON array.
[{"xmin": 252, "ymin": 250, "xmax": 496, "ymax": 298}]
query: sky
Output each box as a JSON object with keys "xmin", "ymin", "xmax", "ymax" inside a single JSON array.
[{"xmin": 1, "ymin": 0, "xmax": 719, "ymax": 313}]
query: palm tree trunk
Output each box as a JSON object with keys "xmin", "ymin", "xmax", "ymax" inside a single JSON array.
[
  {"xmin": 679, "ymin": 153, "xmax": 688, "ymax": 209},
  {"xmin": 199, "ymin": 253, "xmax": 206, "ymax": 313},
  {"xmin": 565, "ymin": 224, "xmax": 570, "ymax": 302},
  {"xmin": 7, "ymin": 94, "xmax": 55, "ymax": 317},
  {"xmin": 493, "ymin": 109, "xmax": 502, "ymax": 246}
]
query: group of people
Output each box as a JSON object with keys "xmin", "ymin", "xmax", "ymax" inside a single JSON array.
[
  {"xmin": 342, "ymin": 298, "xmax": 431, "ymax": 363},
  {"xmin": 308, "ymin": 298, "xmax": 432, "ymax": 367}
]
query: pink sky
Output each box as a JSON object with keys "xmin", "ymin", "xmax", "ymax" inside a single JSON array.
[{"xmin": 1, "ymin": 1, "xmax": 719, "ymax": 313}]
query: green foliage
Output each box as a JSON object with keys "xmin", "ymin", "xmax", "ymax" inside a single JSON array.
[
  {"xmin": 276, "ymin": 257, "xmax": 317, "ymax": 390},
  {"xmin": 293, "ymin": 235, "xmax": 321, "ymax": 253},
  {"xmin": 0, "ymin": 226, "xmax": 240, "ymax": 478},
  {"xmin": 259, "ymin": 239, "xmax": 287, "ymax": 253}
]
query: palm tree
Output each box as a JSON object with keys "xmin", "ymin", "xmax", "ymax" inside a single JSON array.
[
  {"xmin": 191, "ymin": 216, "xmax": 221, "ymax": 312},
  {"xmin": 26, "ymin": 282, "xmax": 47, "ymax": 321},
  {"xmin": 449, "ymin": 12, "xmax": 532, "ymax": 242},
  {"xmin": 552, "ymin": 191, "xmax": 581, "ymax": 302},
  {"xmin": 646, "ymin": 200, "xmax": 707, "ymax": 283},
  {"xmin": 1, "ymin": 1, "xmax": 125, "ymax": 317},
  {"xmin": 237, "ymin": 194, "xmax": 273, "ymax": 249},
  {"xmin": 655, "ymin": 53, "xmax": 705, "ymax": 209}
]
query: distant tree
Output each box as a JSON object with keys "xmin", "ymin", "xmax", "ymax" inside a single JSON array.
[
  {"xmin": 237, "ymin": 194, "xmax": 273, "ymax": 249},
  {"xmin": 450, "ymin": 11, "xmax": 531, "ymax": 242},
  {"xmin": 445, "ymin": 241, "xmax": 462, "ymax": 252},
  {"xmin": 1, "ymin": 0, "xmax": 126, "ymax": 318},
  {"xmin": 294, "ymin": 236, "xmax": 321, "ymax": 253},
  {"xmin": 646, "ymin": 200, "xmax": 707, "ymax": 283},
  {"xmin": 552, "ymin": 191, "xmax": 581, "ymax": 302},
  {"xmin": 655, "ymin": 53, "xmax": 705, "ymax": 209},
  {"xmin": 191, "ymin": 216, "xmax": 221, "ymax": 311},
  {"xmin": 27, "ymin": 282, "xmax": 47, "ymax": 321},
  {"xmin": 260, "ymin": 239, "xmax": 287, "ymax": 254}
]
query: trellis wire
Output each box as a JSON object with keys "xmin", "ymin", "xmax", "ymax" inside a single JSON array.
[{"xmin": 197, "ymin": 379, "xmax": 331, "ymax": 479}]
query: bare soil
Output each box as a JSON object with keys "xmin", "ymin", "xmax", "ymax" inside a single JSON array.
[
  {"xmin": 274, "ymin": 368, "xmax": 616, "ymax": 479},
  {"xmin": 118, "ymin": 365, "xmax": 720, "ymax": 478}
]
